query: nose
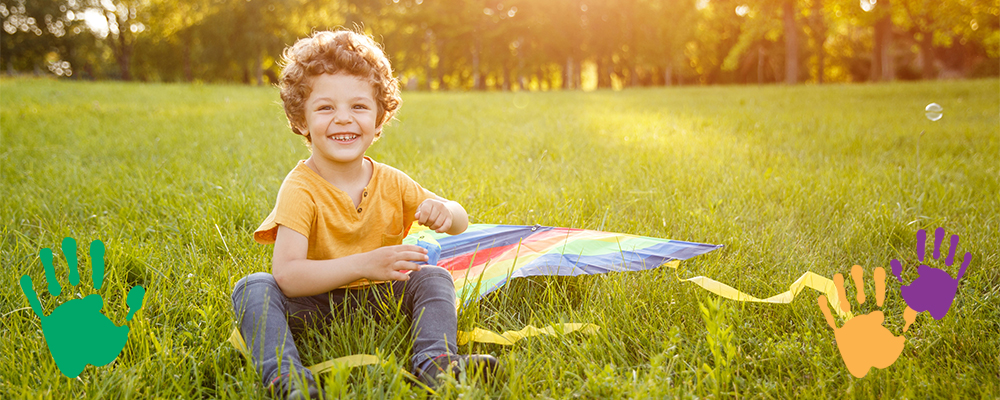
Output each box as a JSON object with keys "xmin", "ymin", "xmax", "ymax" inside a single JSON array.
[{"xmin": 333, "ymin": 109, "xmax": 351, "ymax": 125}]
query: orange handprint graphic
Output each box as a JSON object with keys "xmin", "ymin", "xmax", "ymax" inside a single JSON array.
[{"xmin": 817, "ymin": 265, "xmax": 914, "ymax": 378}]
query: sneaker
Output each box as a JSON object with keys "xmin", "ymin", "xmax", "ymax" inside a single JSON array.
[
  {"xmin": 416, "ymin": 354, "xmax": 502, "ymax": 389},
  {"xmin": 268, "ymin": 373, "xmax": 325, "ymax": 400}
]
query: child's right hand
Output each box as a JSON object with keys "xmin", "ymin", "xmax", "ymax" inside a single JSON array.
[{"xmin": 368, "ymin": 245, "xmax": 428, "ymax": 281}]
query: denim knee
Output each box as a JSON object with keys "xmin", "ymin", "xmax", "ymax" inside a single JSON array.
[
  {"xmin": 410, "ymin": 266, "xmax": 453, "ymax": 287},
  {"xmin": 232, "ymin": 272, "xmax": 283, "ymax": 305}
]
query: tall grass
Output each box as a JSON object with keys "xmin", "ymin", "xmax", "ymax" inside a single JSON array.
[{"xmin": 2, "ymin": 77, "xmax": 998, "ymax": 398}]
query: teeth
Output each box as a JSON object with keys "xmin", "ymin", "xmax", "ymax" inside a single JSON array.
[{"xmin": 332, "ymin": 134, "xmax": 357, "ymax": 141}]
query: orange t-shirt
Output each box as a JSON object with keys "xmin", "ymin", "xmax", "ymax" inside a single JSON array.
[{"xmin": 254, "ymin": 157, "xmax": 437, "ymax": 289}]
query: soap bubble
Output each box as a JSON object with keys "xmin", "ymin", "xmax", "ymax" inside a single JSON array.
[{"xmin": 925, "ymin": 103, "xmax": 943, "ymax": 121}]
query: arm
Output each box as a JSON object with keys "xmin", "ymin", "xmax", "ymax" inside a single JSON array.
[
  {"xmin": 416, "ymin": 197, "xmax": 469, "ymax": 235},
  {"xmin": 271, "ymin": 225, "xmax": 428, "ymax": 297}
]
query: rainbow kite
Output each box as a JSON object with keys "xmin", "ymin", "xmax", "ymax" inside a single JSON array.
[{"xmin": 402, "ymin": 223, "xmax": 723, "ymax": 302}]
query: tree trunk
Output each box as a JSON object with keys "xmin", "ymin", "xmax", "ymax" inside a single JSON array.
[
  {"xmin": 871, "ymin": 21, "xmax": 883, "ymax": 82},
  {"xmin": 574, "ymin": 57, "xmax": 582, "ymax": 89},
  {"xmin": 564, "ymin": 56, "xmax": 573, "ymax": 89},
  {"xmin": 435, "ymin": 39, "xmax": 445, "ymax": 90},
  {"xmin": 256, "ymin": 52, "xmax": 264, "ymax": 86},
  {"xmin": 783, "ymin": 0, "xmax": 798, "ymax": 84},
  {"xmin": 183, "ymin": 34, "xmax": 193, "ymax": 82},
  {"xmin": 812, "ymin": 0, "xmax": 826, "ymax": 84},
  {"xmin": 597, "ymin": 57, "xmax": 611, "ymax": 89},
  {"xmin": 472, "ymin": 41, "xmax": 481, "ymax": 90},
  {"xmin": 758, "ymin": 47, "xmax": 765, "ymax": 84},
  {"xmin": 817, "ymin": 43, "xmax": 825, "ymax": 84},
  {"xmin": 664, "ymin": 63, "xmax": 673, "ymax": 86},
  {"xmin": 919, "ymin": 31, "xmax": 934, "ymax": 80},
  {"xmin": 503, "ymin": 64, "xmax": 511, "ymax": 91},
  {"xmin": 881, "ymin": 0, "xmax": 894, "ymax": 81}
]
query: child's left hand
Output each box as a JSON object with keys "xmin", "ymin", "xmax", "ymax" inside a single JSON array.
[{"xmin": 415, "ymin": 199, "xmax": 453, "ymax": 233}]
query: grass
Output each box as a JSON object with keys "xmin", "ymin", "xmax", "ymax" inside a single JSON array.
[{"xmin": 1, "ymin": 77, "xmax": 998, "ymax": 399}]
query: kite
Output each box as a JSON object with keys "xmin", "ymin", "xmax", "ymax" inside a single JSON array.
[
  {"xmin": 229, "ymin": 223, "xmax": 724, "ymax": 375},
  {"xmin": 402, "ymin": 223, "xmax": 724, "ymax": 303}
]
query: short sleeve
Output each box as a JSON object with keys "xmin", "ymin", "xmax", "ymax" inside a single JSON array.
[
  {"xmin": 388, "ymin": 168, "xmax": 437, "ymax": 232},
  {"xmin": 253, "ymin": 178, "xmax": 316, "ymax": 244}
]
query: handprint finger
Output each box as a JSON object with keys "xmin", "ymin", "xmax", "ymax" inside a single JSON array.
[
  {"xmin": 41, "ymin": 248, "xmax": 62, "ymax": 296},
  {"xmin": 125, "ymin": 285, "xmax": 146, "ymax": 321},
  {"xmin": 91, "ymin": 240, "xmax": 105, "ymax": 290},
  {"xmin": 874, "ymin": 266, "xmax": 886, "ymax": 307},
  {"xmin": 916, "ymin": 229, "xmax": 927, "ymax": 262},
  {"xmin": 817, "ymin": 295, "xmax": 838, "ymax": 329},
  {"xmin": 956, "ymin": 252, "xmax": 970, "ymax": 280},
  {"xmin": 891, "ymin": 259, "xmax": 904, "ymax": 283},
  {"xmin": 903, "ymin": 307, "xmax": 918, "ymax": 332},
  {"xmin": 933, "ymin": 227, "xmax": 945, "ymax": 260},
  {"xmin": 18, "ymin": 275, "xmax": 45, "ymax": 318},
  {"xmin": 851, "ymin": 265, "xmax": 866, "ymax": 305},
  {"xmin": 945, "ymin": 234, "xmax": 959, "ymax": 266},
  {"xmin": 63, "ymin": 237, "xmax": 80, "ymax": 286},
  {"xmin": 834, "ymin": 273, "xmax": 851, "ymax": 314}
]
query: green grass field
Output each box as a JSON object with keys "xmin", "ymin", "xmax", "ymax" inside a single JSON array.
[{"xmin": 2, "ymin": 77, "xmax": 998, "ymax": 399}]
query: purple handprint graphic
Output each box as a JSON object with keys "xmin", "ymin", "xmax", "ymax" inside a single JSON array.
[{"xmin": 891, "ymin": 227, "xmax": 970, "ymax": 320}]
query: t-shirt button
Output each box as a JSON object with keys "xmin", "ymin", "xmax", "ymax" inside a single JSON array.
[
  {"xmin": 363, "ymin": 191, "xmax": 368, "ymax": 197},
  {"xmin": 357, "ymin": 207, "xmax": 362, "ymax": 213}
]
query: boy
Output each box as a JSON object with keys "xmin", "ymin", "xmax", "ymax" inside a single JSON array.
[{"xmin": 232, "ymin": 30, "xmax": 498, "ymax": 399}]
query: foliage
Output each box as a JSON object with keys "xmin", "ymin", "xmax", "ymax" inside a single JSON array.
[{"xmin": 2, "ymin": 0, "xmax": 997, "ymax": 86}]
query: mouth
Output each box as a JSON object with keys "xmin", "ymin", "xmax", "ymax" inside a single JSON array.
[{"xmin": 327, "ymin": 133, "xmax": 360, "ymax": 143}]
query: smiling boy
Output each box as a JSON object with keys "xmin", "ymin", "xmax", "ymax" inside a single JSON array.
[{"xmin": 232, "ymin": 30, "xmax": 498, "ymax": 399}]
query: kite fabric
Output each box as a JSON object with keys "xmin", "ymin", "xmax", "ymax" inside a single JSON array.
[{"xmin": 402, "ymin": 223, "xmax": 724, "ymax": 303}]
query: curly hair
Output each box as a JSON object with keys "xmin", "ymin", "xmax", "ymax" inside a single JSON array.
[{"xmin": 279, "ymin": 30, "xmax": 401, "ymax": 142}]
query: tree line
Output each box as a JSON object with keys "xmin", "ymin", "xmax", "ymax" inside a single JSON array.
[{"xmin": 2, "ymin": 0, "xmax": 997, "ymax": 90}]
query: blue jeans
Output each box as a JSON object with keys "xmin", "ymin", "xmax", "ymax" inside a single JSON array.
[{"xmin": 231, "ymin": 266, "xmax": 458, "ymax": 386}]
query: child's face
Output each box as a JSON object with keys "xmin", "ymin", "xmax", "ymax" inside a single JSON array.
[{"xmin": 303, "ymin": 73, "xmax": 380, "ymax": 168}]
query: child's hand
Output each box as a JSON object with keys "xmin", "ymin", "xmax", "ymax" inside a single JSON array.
[
  {"xmin": 415, "ymin": 199, "xmax": 454, "ymax": 233},
  {"xmin": 369, "ymin": 245, "xmax": 428, "ymax": 281}
]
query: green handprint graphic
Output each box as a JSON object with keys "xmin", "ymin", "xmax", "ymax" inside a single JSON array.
[{"xmin": 19, "ymin": 238, "xmax": 146, "ymax": 378}]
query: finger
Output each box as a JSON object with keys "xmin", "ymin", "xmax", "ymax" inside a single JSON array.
[
  {"xmin": 395, "ymin": 250, "xmax": 429, "ymax": 263},
  {"xmin": 393, "ymin": 244, "xmax": 427, "ymax": 254},
  {"xmin": 834, "ymin": 273, "xmax": 850, "ymax": 314},
  {"xmin": 957, "ymin": 252, "xmax": 970, "ymax": 280},
  {"xmin": 903, "ymin": 307, "xmax": 918, "ymax": 333},
  {"xmin": 426, "ymin": 207, "xmax": 441, "ymax": 227},
  {"xmin": 394, "ymin": 261, "xmax": 422, "ymax": 271},
  {"xmin": 430, "ymin": 215, "xmax": 446, "ymax": 232},
  {"xmin": 933, "ymin": 227, "xmax": 945, "ymax": 260},
  {"xmin": 19, "ymin": 275, "xmax": 45, "ymax": 318},
  {"xmin": 390, "ymin": 271, "xmax": 411, "ymax": 281},
  {"xmin": 890, "ymin": 259, "xmax": 904, "ymax": 283},
  {"xmin": 91, "ymin": 240, "xmax": 105, "ymax": 290},
  {"xmin": 850, "ymin": 265, "xmax": 866, "ymax": 305},
  {"xmin": 125, "ymin": 285, "xmax": 146, "ymax": 321},
  {"xmin": 874, "ymin": 266, "xmax": 886, "ymax": 307},
  {"xmin": 436, "ymin": 217, "xmax": 452, "ymax": 233},
  {"xmin": 817, "ymin": 295, "xmax": 838, "ymax": 330},
  {"xmin": 40, "ymin": 247, "xmax": 61, "ymax": 296},
  {"xmin": 63, "ymin": 237, "xmax": 79, "ymax": 286},
  {"xmin": 945, "ymin": 234, "xmax": 959, "ymax": 266},
  {"xmin": 916, "ymin": 229, "xmax": 927, "ymax": 262}
]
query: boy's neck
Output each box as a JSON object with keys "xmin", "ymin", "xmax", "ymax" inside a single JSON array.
[{"xmin": 305, "ymin": 156, "xmax": 372, "ymax": 193}]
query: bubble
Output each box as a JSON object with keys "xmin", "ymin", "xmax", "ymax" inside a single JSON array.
[{"xmin": 925, "ymin": 103, "xmax": 942, "ymax": 121}]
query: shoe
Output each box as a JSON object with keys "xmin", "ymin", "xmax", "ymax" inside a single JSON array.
[
  {"xmin": 268, "ymin": 373, "xmax": 325, "ymax": 400},
  {"xmin": 416, "ymin": 354, "xmax": 502, "ymax": 389}
]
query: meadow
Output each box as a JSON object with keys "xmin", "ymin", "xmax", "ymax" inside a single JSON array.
[{"xmin": 1, "ymin": 77, "xmax": 997, "ymax": 399}]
